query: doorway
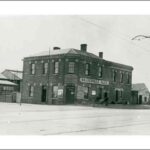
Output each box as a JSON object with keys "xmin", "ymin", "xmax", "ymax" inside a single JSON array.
[
  {"xmin": 115, "ymin": 90, "xmax": 119, "ymax": 102},
  {"xmin": 139, "ymin": 95, "xmax": 142, "ymax": 104},
  {"xmin": 41, "ymin": 86, "xmax": 47, "ymax": 103},
  {"xmin": 66, "ymin": 85, "xmax": 75, "ymax": 104}
]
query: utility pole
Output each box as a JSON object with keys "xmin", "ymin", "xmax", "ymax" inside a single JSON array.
[{"xmin": 47, "ymin": 47, "xmax": 51, "ymax": 104}]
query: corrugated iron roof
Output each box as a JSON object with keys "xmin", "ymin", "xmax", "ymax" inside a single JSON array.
[
  {"xmin": 2, "ymin": 70, "xmax": 23, "ymax": 80},
  {"xmin": 0, "ymin": 80, "xmax": 17, "ymax": 86},
  {"xmin": 0, "ymin": 74, "xmax": 7, "ymax": 79},
  {"xmin": 132, "ymin": 83, "xmax": 149, "ymax": 92}
]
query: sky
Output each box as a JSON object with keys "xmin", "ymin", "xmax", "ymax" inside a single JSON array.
[{"xmin": 0, "ymin": 15, "xmax": 150, "ymax": 89}]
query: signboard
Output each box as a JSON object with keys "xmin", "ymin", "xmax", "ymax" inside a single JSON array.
[
  {"xmin": 92, "ymin": 90, "xmax": 96, "ymax": 95},
  {"xmin": 80, "ymin": 78, "xmax": 109, "ymax": 85}
]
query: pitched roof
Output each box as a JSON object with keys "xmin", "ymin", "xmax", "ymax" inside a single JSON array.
[
  {"xmin": 26, "ymin": 48, "xmax": 133, "ymax": 70},
  {"xmin": 2, "ymin": 70, "xmax": 23, "ymax": 80},
  {"xmin": 0, "ymin": 80, "xmax": 17, "ymax": 86},
  {"xmin": 28, "ymin": 48, "xmax": 100, "ymax": 59},
  {"xmin": 132, "ymin": 83, "xmax": 149, "ymax": 92},
  {"xmin": 0, "ymin": 74, "xmax": 7, "ymax": 80}
]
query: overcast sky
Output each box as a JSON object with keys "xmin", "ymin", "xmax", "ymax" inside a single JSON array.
[{"xmin": 0, "ymin": 15, "xmax": 150, "ymax": 89}]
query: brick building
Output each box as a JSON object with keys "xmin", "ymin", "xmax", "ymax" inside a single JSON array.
[{"xmin": 21, "ymin": 44, "xmax": 133, "ymax": 105}]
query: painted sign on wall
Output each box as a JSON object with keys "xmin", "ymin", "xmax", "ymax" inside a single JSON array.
[{"xmin": 80, "ymin": 78, "xmax": 109, "ymax": 85}]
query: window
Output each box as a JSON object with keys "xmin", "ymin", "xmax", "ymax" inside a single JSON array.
[
  {"xmin": 98, "ymin": 66, "xmax": 103, "ymax": 78},
  {"xmin": 29, "ymin": 85, "xmax": 34, "ymax": 97},
  {"xmin": 113, "ymin": 70, "xmax": 117, "ymax": 82},
  {"xmin": 127, "ymin": 73, "xmax": 130, "ymax": 84},
  {"xmin": 84, "ymin": 87, "xmax": 89, "ymax": 99},
  {"xmin": 30, "ymin": 63, "xmax": 35, "ymax": 75},
  {"xmin": 52, "ymin": 85, "xmax": 58, "ymax": 98},
  {"xmin": 54, "ymin": 61, "xmax": 59, "ymax": 74},
  {"xmin": 68, "ymin": 62, "xmax": 75, "ymax": 73},
  {"xmin": 85, "ymin": 63, "xmax": 90, "ymax": 75},
  {"xmin": 43, "ymin": 62, "xmax": 48, "ymax": 74},
  {"xmin": 120, "ymin": 72, "xmax": 124, "ymax": 83}
]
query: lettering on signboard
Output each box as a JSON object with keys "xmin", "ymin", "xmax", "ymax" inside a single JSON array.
[{"xmin": 80, "ymin": 78, "xmax": 109, "ymax": 85}]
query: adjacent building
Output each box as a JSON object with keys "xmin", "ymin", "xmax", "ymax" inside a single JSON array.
[
  {"xmin": 2, "ymin": 69, "xmax": 23, "ymax": 92},
  {"xmin": 21, "ymin": 44, "xmax": 133, "ymax": 105},
  {"xmin": 0, "ymin": 74, "xmax": 17, "ymax": 102},
  {"xmin": 132, "ymin": 83, "xmax": 150, "ymax": 104}
]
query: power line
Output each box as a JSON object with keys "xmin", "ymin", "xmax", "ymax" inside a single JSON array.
[{"xmin": 73, "ymin": 16, "xmax": 150, "ymax": 54}]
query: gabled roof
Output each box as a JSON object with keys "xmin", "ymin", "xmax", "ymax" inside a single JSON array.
[
  {"xmin": 132, "ymin": 83, "xmax": 149, "ymax": 92},
  {"xmin": 0, "ymin": 80, "xmax": 17, "ymax": 86},
  {"xmin": 2, "ymin": 69, "xmax": 23, "ymax": 80}
]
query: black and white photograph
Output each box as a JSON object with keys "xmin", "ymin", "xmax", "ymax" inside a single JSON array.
[
  {"xmin": 1, "ymin": 1, "xmax": 150, "ymax": 149},
  {"xmin": 0, "ymin": 14, "xmax": 150, "ymax": 135}
]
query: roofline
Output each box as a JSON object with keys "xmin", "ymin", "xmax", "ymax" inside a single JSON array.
[
  {"xmin": 3, "ymin": 69, "xmax": 23, "ymax": 73},
  {"xmin": 23, "ymin": 48, "xmax": 133, "ymax": 70}
]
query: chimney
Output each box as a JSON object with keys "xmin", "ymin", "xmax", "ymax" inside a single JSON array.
[
  {"xmin": 53, "ymin": 47, "xmax": 60, "ymax": 50},
  {"xmin": 99, "ymin": 52, "xmax": 103, "ymax": 59},
  {"xmin": 80, "ymin": 44, "xmax": 87, "ymax": 52}
]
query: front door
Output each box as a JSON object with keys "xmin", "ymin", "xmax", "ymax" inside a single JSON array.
[
  {"xmin": 41, "ymin": 86, "xmax": 47, "ymax": 103},
  {"xmin": 139, "ymin": 95, "xmax": 142, "ymax": 104},
  {"xmin": 66, "ymin": 85, "xmax": 75, "ymax": 104},
  {"xmin": 115, "ymin": 90, "xmax": 119, "ymax": 102}
]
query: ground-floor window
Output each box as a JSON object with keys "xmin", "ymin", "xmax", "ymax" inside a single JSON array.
[
  {"xmin": 52, "ymin": 85, "xmax": 58, "ymax": 98},
  {"xmin": 29, "ymin": 85, "xmax": 34, "ymax": 97},
  {"xmin": 84, "ymin": 87, "xmax": 89, "ymax": 99}
]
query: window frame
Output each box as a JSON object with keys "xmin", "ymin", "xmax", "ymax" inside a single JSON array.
[
  {"xmin": 68, "ymin": 62, "xmax": 75, "ymax": 74},
  {"xmin": 29, "ymin": 85, "xmax": 34, "ymax": 97},
  {"xmin": 85, "ymin": 63, "xmax": 90, "ymax": 76},
  {"xmin": 113, "ymin": 70, "xmax": 117, "ymax": 82},
  {"xmin": 120, "ymin": 72, "xmax": 124, "ymax": 83},
  {"xmin": 98, "ymin": 66, "xmax": 103, "ymax": 78},
  {"xmin": 30, "ymin": 63, "xmax": 35, "ymax": 75},
  {"xmin": 54, "ymin": 61, "xmax": 59, "ymax": 74},
  {"xmin": 52, "ymin": 85, "xmax": 58, "ymax": 98},
  {"xmin": 43, "ymin": 62, "xmax": 48, "ymax": 74}
]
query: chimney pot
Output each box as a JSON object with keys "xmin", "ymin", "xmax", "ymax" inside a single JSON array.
[
  {"xmin": 53, "ymin": 47, "xmax": 60, "ymax": 50},
  {"xmin": 80, "ymin": 44, "xmax": 87, "ymax": 52},
  {"xmin": 99, "ymin": 52, "xmax": 103, "ymax": 59}
]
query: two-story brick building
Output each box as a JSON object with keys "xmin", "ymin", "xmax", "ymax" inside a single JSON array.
[{"xmin": 21, "ymin": 44, "xmax": 133, "ymax": 105}]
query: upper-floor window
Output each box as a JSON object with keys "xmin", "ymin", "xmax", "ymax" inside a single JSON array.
[
  {"xmin": 68, "ymin": 62, "xmax": 75, "ymax": 73},
  {"xmin": 120, "ymin": 72, "xmax": 124, "ymax": 83},
  {"xmin": 85, "ymin": 63, "xmax": 90, "ymax": 75},
  {"xmin": 43, "ymin": 62, "xmax": 48, "ymax": 74},
  {"xmin": 98, "ymin": 66, "xmax": 103, "ymax": 78},
  {"xmin": 113, "ymin": 70, "xmax": 117, "ymax": 82},
  {"xmin": 29, "ymin": 85, "xmax": 34, "ymax": 97},
  {"xmin": 30, "ymin": 63, "xmax": 35, "ymax": 75},
  {"xmin": 127, "ymin": 73, "xmax": 130, "ymax": 84},
  {"xmin": 54, "ymin": 61, "xmax": 59, "ymax": 74}
]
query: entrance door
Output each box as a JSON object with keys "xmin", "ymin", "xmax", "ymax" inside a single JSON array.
[
  {"xmin": 115, "ymin": 90, "xmax": 119, "ymax": 102},
  {"xmin": 66, "ymin": 85, "xmax": 75, "ymax": 104},
  {"xmin": 139, "ymin": 95, "xmax": 142, "ymax": 104},
  {"xmin": 41, "ymin": 86, "xmax": 47, "ymax": 103}
]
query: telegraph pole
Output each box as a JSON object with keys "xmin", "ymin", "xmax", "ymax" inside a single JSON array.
[{"xmin": 47, "ymin": 47, "xmax": 51, "ymax": 104}]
